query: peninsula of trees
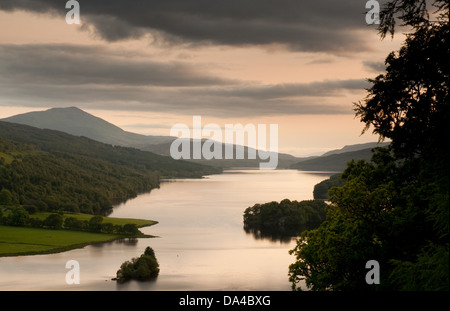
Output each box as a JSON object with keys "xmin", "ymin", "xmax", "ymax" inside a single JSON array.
[{"xmin": 243, "ymin": 199, "xmax": 328, "ymax": 240}]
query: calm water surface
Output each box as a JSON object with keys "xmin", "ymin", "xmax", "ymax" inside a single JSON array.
[{"xmin": 0, "ymin": 169, "xmax": 332, "ymax": 291}]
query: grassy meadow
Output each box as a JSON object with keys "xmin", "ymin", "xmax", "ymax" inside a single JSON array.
[{"xmin": 0, "ymin": 213, "xmax": 157, "ymax": 257}]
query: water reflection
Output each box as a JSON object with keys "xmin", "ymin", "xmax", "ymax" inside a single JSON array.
[
  {"xmin": 89, "ymin": 238, "xmax": 140, "ymax": 250},
  {"xmin": 243, "ymin": 227, "xmax": 295, "ymax": 244},
  {"xmin": 116, "ymin": 238, "xmax": 139, "ymax": 246},
  {"xmin": 242, "ymin": 222, "xmax": 319, "ymax": 244},
  {"xmin": 0, "ymin": 169, "xmax": 331, "ymax": 291},
  {"xmin": 115, "ymin": 277, "xmax": 159, "ymax": 291}
]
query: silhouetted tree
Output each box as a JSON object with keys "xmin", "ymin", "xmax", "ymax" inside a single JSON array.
[{"xmin": 289, "ymin": 0, "xmax": 449, "ymax": 291}]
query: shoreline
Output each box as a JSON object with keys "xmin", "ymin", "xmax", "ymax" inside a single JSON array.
[
  {"xmin": 0, "ymin": 221, "xmax": 157, "ymax": 258},
  {"xmin": 0, "ymin": 234, "xmax": 153, "ymax": 258}
]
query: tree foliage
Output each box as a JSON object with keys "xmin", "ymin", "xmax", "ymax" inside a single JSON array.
[
  {"xmin": 289, "ymin": 0, "xmax": 449, "ymax": 291},
  {"xmin": 355, "ymin": 19, "xmax": 449, "ymax": 161},
  {"xmin": 0, "ymin": 120, "xmax": 221, "ymax": 216},
  {"xmin": 43, "ymin": 213, "xmax": 64, "ymax": 229},
  {"xmin": 0, "ymin": 208, "xmax": 145, "ymax": 236},
  {"xmin": 378, "ymin": 0, "xmax": 448, "ymax": 39},
  {"xmin": 115, "ymin": 246, "xmax": 160, "ymax": 283},
  {"xmin": 0, "ymin": 136, "xmax": 160, "ymax": 215},
  {"xmin": 313, "ymin": 174, "xmax": 346, "ymax": 200}
]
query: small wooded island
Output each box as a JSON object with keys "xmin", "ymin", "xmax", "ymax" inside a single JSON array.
[{"xmin": 114, "ymin": 246, "xmax": 160, "ymax": 283}]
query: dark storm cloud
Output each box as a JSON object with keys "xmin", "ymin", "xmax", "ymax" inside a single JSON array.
[
  {"xmin": 0, "ymin": 0, "xmax": 374, "ymax": 119},
  {"xmin": 0, "ymin": 0, "xmax": 378, "ymax": 54}
]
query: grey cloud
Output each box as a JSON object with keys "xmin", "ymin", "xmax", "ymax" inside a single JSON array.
[
  {"xmin": 80, "ymin": 14, "xmax": 148, "ymax": 42},
  {"xmin": 0, "ymin": 0, "xmax": 379, "ymax": 54},
  {"xmin": 0, "ymin": 44, "xmax": 235, "ymax": 87},
  {"xmin": 363, "ymin": 60, "xmax": 386, "ymax": 73},
  {"xmin": 0, "ymin": 43, "xmax": 363, "ymax": 117},
  {"xmin": 0, "ymin": 78, "xmax": 361, "ymax": 117},
  {"xmin": 195, "ymin": 80, "xmax": 369, "ymax": 100}
]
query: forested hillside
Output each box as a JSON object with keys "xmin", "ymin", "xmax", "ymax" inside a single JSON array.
[
  {"xmin": 0, "ymin": 121, "xmax": 221, "ymax": 178},
  {"xmin": 3, "ymin": 107, "xmax": 302, "ymax": 169},
  {"xmin": 0, "ymin": 121, "xmax": 221, "ymax": 215}
]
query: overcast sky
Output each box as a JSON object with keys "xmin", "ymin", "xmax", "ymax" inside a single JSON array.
[{"xmin": 0, "ymin": 0, "xmax": 402, "ymax": 156}]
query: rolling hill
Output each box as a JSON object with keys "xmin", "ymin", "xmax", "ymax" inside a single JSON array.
[
  {"xmin": 0, "ymin": 121, "xmax": 222, "ymax": 215},
  {"xmin": 2, "ymin": 107, "xmax": 389, "ymax": 171},
  {"xmin": 290, "ymin": 145, "xmax": 388, "ymax": 172},
  {"xmin": 2, "ymin": 107, "xmax": 301, "ymax": 169},
  {"xmin": 2, "ymin": 107, "xmax": 174, "ymax": 148},
  {"xmin": 320, "ymin": 142, "xmax": 390, "ymax": 156},
  {"xmin": 0, "ymin": 121, "xmax": 221, "ymax": 179}
]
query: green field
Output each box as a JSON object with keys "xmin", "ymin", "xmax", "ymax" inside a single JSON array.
[
  {"xmin": 0, "ymin": 214, "xmax": 158, "ymax": 257},
  {"xmin": 0, "ymin": 225, "xmax": 121, "ymax": 256}
]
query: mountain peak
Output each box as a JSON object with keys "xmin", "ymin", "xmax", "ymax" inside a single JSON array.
[
  {"xmin": 48, "ymin": 106, "xmax": 85, "ymax": 113},
  {"xmin": 45, "ymin": 106, "xmax": 101, "ymax": 117},
  {"xmin": 1, "ymin": 107, "xmax": 174, "ymax": 147},
  {"xmin": 1, "ymin": 106, "xmax": 126, "ymax": 144}
]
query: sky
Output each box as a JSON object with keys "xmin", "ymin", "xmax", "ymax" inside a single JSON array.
[{"xmin": 0, "ymin": 0, "xmax": 404, "ymax": 157}]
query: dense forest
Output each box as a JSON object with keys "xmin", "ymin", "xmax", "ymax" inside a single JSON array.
[
  {"xmin": 289, "ymin": 0, "xmax": 449, "ymax": 291},
  {"xmin": 0, "ymin": 121, "xmax": 221, "ymax": 179},
  {"xmin": 0, "ymin": 121, "xmax": 221, "ymax": 215},
  {"xmin": 243, "ymin": 199, "xmax": 328, "ymax": 241}
]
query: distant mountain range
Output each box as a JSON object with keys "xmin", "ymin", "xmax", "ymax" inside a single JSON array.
[
  {"xmin": 291, "ymin": 148, "xmax": 378, "ymax": 172},
  {"xmin": 2, "ymin": 107, "xmax": 300, "ymax": 168},
  {"xmin": 289, "ymin": 141, "xmax": 390, "ymax": 172},
  {"xmin": 320, "ymin": 142, "xmax": 390, "ymax": 157},
  {"xmin": 2, "ymin": 107, "xmax": 389, "ymax": 171}
]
